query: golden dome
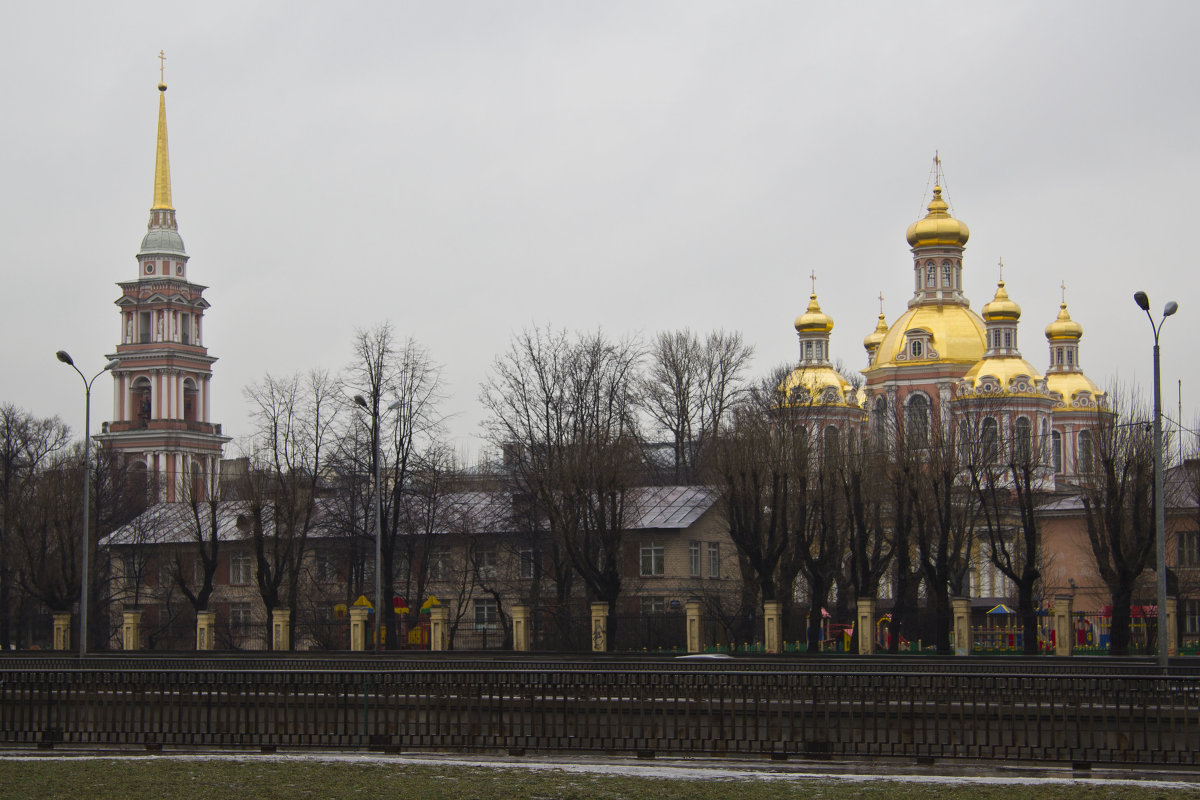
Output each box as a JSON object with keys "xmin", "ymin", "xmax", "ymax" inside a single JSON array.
[
  {"xmin": 1046, "ymin": 372, "xmax": 1105, "ymax": 407},
  {"xmin": 1045, "ymin": 302, "xmax": 1083, "ymax": 341},
  {"xmin": 868, "ymin": 304, "xmax": 986, "ymax": 371},
  {"xmin": 778, "ymin": 365, "xmax": 856, "ymax": 407},
  {"xmin": 794, "ymin": 293, "xmax": 833, "ymax": 335},
  {"xmin": 906, "ymin": 186, "xmax": 969, "ymax": 248},
  {"xmin": 863, "ymin": 312, "xmax": 888, "ymax": 353},
  {"xmin": 981, "ymin": 280, "xmax": 1021, "ymax": 322},
  {"xmin": 959, "ymin": 356, "xmax": 1044, "ymax": 396}
]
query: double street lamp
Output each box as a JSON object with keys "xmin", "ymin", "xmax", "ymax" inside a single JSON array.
[
  {"xmin": 1133, "ymin": 291, "xmax": 1178, "ymax": 669},
  {"xmin": 353, "ymin": 394, "xmax": 402, "ymax": 650},
  {"xmin": 56, "ymin": 350, "xmax": 119, "ymax": 657}
]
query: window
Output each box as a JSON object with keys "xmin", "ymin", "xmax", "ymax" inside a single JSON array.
[
  {"xmin": 804, "ymin": 341, "xmax": 813, "ymax": 360},
  {"xmin": 315, "ymin": 553, "xmax": 337, "ymax": 583},
  {"xmin": 193, "ymin": 558, "xmax": 205, "ymax": 588},
  {"xmin": 1056, "ymin": 347, "xmax": 1064, "ymax": 366},
  {"xmin": 473, "ymin": 598, "xmax": 499, "ymax": 630},
  {"xmin": 942, "ymin": 264, "xmax": 952, "ymax": 287},
  {"xmin": 229, "ymin": 553, "xmax": 252, "ymax": 586},
  {"xmin": 427, "ymin": 547, "xmax": 449, "ymax": 581},
  {"xmin": 640, "ymin": 542, "xmax": 665, "ymax": 577},
  {"xmin": 926, "ymin": 264, "xmax": 935, "ymax": 287},
  {"xmin": 708, "ymin": 542, "xmax": 720, "ymax": 578},
  {"xmin": 1015, "ymin": 417, "xmax": 1032, "ymax": 465},
  {"xmin": 824, "ymin": 425, "xmax": 841, "ymax": 464},
  {"xmin": 229, "ymin": 603, "xmax": 252, "ymax": 632},
  {"xmin": 475, "ymin": 548, "xmax": 498, "ymax": 580},
  {"xmin": 911, "ymin": 339, "xmax": 923, "ymax": 358},
  {"xmin": 1077, "ymin": 430, "xmax": 1094, "ymax": 473},
  {"xmin": 1186, "ymin": 599, "xmax": 1200, "ymax": 636},
  {"xmin": 1178, "ymin": 531, "xmax": 1200, "ymax": 567},
  {"xmin": 1066, "ymin": 349, "xmax": 1074, "ymax": 366},
  {"xmin": 158, "ymin": 561, "xmax": 174, "ymax": 589},
  {"xmin": 874, "ymin": 396, "xmax": 887, "ymax": 445},
  {"xmin": 906, "ymin": 394, "xmax": 929, "ymax": 450},
  {"xmin": 518, "ymin": 547, "xmax": 536, "ymax": 579},
  {"xmin": 139, "ymin": 311, "xmax": 151, "ymax": 344},
  {"xmin": 981, "ymin": 418, "xmax": 999, "ymax": 465},
  {"xmin": 643, "ymin": 596, "xmax": 666, "ymax": 616},
  {"xmin": 689, "ymin": 541, "xmax": 701, "ymax": 578},
  {"xmin": 1003, "ymin": 329, "xmax": 1012, "ymax": 349}
]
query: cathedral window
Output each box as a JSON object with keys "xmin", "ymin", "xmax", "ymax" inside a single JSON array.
[
  {"xmin": 139, "ymin": 311, "xmax": 151, "ymax": 344},
  {"xmin": 1015, "ymin": 417, "xmax": 1032, "ymax": 465},
  {"xmin": 805, "ymin": 341, "xmax": 813, "ymax": 360},
  {"xmin": 874, "ymin": 396, "xmax": 887, "ymax": 446},
  {"xmin": 1051, "ymin": 431, "xmax": 1063, "ymax": 473},
  {"xmin": 815, "ymin": 342, "xmax": 823, "ymax": 360},
  {"xmin": 823, "ymin": 425, "xmax": 841, "ymax": 465},
  {"xmin": 942, "ymin": 264, "xmax": 952, "ymax": 287},
  {"xmin": 926, "ymin": 263, "xmax": 936, "ymax": 287},
  {"xmin": 911, "ymin": 339, "xmax": 923, "ymax": 358},
  {"xmin": 1077, "ymin": 430, "xmax": 1094, "ymax": 473},
  {"xmin": 981, "ymin": 417, "xmax": 999, "ymax": 465},
  {"xmin": 906, "ymin": 394, "xmax": 930, "ymax": 450},
  {"xmin": 1056, "ymin": 347, "xmax": 1064, "ymax": 366},
  {"xmin": 1066, "ymin": 349, "xmax": 1074, "ymax": 367},
  {"xmin": 1003, "ymin": 329, "xmax": 1012, "ymax": 349}
]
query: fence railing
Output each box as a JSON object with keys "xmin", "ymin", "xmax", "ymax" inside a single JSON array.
[{"xmin": 3, "ymin": 659, "xmax": 1199, "ymax": 766}]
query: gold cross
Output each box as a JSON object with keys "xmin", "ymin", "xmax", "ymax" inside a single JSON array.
[
  {"xmin": 878, "ymin": 292, "xmax": 885, "ymax": 314},
  {"xmin": 159, "ymin": 50, "xmax": 166, "ymax": 83},
  {"xmin": 997, "ymin": 257, "xmax": 1004, "ymax": 281},
  {"xmin": 809, "ymin": 270, "xmax": 817, "ymax": 294},
  {"xmin": 1060, "ymin": 280, "xmax": 1067, "ymax": 303}
]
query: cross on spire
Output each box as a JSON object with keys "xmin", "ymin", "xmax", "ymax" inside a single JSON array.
[
  {"xmin": 158, "ymin": 50, "xmax": 166, "ymax": 83},
  {"xmin": 997, "ymin": 257, "xmax": 1005, "ymax": 282},
  {"xmin": 809, "ymin": 270, "xmax": 817, "ymax": 294},
  {"xmin": 878, "ymin": 292, "xmax": 885, "ymax": 314},
  {"xmin": 1060, "ymin": 280, "xmax": 1067, "ymax": 303}
]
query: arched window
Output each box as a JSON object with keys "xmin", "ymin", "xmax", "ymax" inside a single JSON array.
[
  {"xmin": 1077, "ymin": 430, "xmax": 1094, "ymax": 472},
  {"xmin": 926, "ymin": 263, "xmax": 936, "ymax": 287},
  {"xmin": 183, "ymin": 378, "xmax": 199, "ymax": 423},
  {"xmin": 906, "ymin": 394, "xmax": 930, "ymax": 450},
  {"xmin": 911, "ymin": 339, "xmax": 923, "ymax": 358},
  {"xmin": 942, "ymin": 263, "xmax": 952, "ymax": 287},
  {"xmin": 823, "ymin": 425, "xmax": 841, "ymax": 464},
  {"xmin": 982, "ymin": 417, "xmax": 999, "ymax": 465},
  {"xmin": 874, "ymin": 396, "xmax": 887, "ymax": 445},
  {"xmin": 1015, "ymin": 417, "xmax": 1032, "ymax": 465},
  {"xmin": 131, "ymin": 376, "xmax": 153, "ymax": 427},
  {"xmin": 1051, "ymin": 431, "xmax": 1063, "ymax": 473},
  {"xmin": 1003, "ymin": 329, "xmax": 1013, "ymax": 349}
]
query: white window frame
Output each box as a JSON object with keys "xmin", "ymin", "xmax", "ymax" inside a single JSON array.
[{"xmin": 640, "ymin": 542, "xmax": 665, "ymax": 577}]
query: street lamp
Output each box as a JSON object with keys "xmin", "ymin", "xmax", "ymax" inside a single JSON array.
[
  {"xmin": 1133, "ymin": 291, "xmax": 1178, "ymax": 669},
  {"xmin": 56, "ymin": 350, "xmax": 119, "ymax": 657},
  {"xmin": 353, "ymin": 394, "xmax": 402, "ymax": 650}
]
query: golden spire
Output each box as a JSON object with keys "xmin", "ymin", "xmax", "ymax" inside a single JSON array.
[{"xmin": 152, "ymin": 51, "xmax": 173, "ymax": 211}]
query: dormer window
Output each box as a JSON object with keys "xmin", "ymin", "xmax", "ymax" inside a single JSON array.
[{"xmin": 911, "ymin": 340, "xmax": 923, "ymax": 358}]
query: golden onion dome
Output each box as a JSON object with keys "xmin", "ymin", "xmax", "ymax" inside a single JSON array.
[
  {"xmin": 959, "ymin": 355, "xmax": 1045, "ymax": 395},
  {"xmin": 778, "ymin": 364, "xmax": 855, "ymax": 407},
  {"xmin": 867, "ymin": 304, "xmax": 986, "ymax": 371},
  {"xmin": 863, "ymin": 312, "xmax": 888, "ymax": 353},
  {"xmin": 1046, "ymin": 372, "xmax": 1105, "ymax": 407},
  {"xmin": 906, "ymin": 186, "xmax": 969, "ymax": 248},
  {"xmin": 794, "ymin": 293, "xmax": 834, "ymax": 335},
  {"xmin": 1045, "ymin": 302, "xmax": 1084, "ymax": 341},
  {"xmin": 981, "ymin": 280, "xmax": 1021, "ymax": 322}
]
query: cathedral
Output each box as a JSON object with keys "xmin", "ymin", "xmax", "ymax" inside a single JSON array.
[
  {"xmin": 95, "ymin": 74, "xmax": 229, "ymax": 501},
  {"xmin": 782, "ymin": 174, "xmax": 1107, "ymax": 486}
]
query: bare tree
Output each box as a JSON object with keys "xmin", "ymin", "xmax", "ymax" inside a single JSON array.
[
  {"xmin": 1078, "ymin": 396, "xmax": 1156, "ymax": 656},
  {"xmin": 343, "ymin": 323, "xmax": 446, "ymax": 649},
  {"xmin": 480, "ymin": 327, "xmax": 642, "ymax": 649},
  {"xmin": 641, "ymin": 329, "xmax": 753, "ymax": 482},
  {"xmin": 240, "ymin": 369, "xmax": 340, "ymax": 649},
  {"xmin": 0, "ymin": 406, "xmax": 70, "ymax": 647}
]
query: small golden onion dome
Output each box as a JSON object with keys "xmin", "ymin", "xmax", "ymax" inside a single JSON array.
[
  {"xmin": 778, "ymin": 365, "xmax": 855, "ymax": 407},
  {"xmin": 794, "ymin": 293, "xmax": 834, "ymax": 335},
  {"xmin": 960, "ymin": 355, "xmax": 1044, "ymax": 395},
  {"xmin": 906, "ymin": 186, "xmax": 970, "ymax": 248},
  {"xmin": 1046, "ymin": 372, "xmax": 1105, "ymax": 407},
  {"xmin": 1045, "ymin": 302, "xmax": 1083, "ymax": 341},
  {"xmin": 981, "ymin": 280, "xmax": 1021, "ymax": 322},
  {"xmin": 867, "ymin": 304, "xmax": 987, "ymax": 371},
  {"xmin": 863, "ymin": 313, "xmax": 888, "ymax": 352}
]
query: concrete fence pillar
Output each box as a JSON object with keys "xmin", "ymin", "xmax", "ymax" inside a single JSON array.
[
  {"xmin": 763, "ymin": 601, "xmax": 782, "ymax": 654},
  {"xmin": 122, "ymin": 609, "xmax": 143, "ymax": 651},
  {"xmin": 196, "ymin": 611, "xmax": 216, "ymax": 651},
  {"xmin": 429, "ymin": 606, "xmax": 449, "ymax": 651},
  {"xmin": 52, "ymin": 612, "xmax": 72, "ymax": 651},
  {"xmin": 1166, "ymin": 596, "xmax": 1179, "ymax": 657},
  {"xmin": 856, "ymin": 597, "xmax": 877, "ymax": 655},
  {"xmin": 511, "ymin": 604, "xmax": 531, "ymax": 652},
  {"xmin": 349, "ymin": 607, "xmax": 370, "ymax": 651},
  {"xmin": 685, "ymin": 600, "xmax": 703, "ymax": 653},
  {"xmin": 951, "ymin": 597, "xmax": 971, "ymax": 656},
  {"xmin": 272, "ymin": 608, "xmax": 291, "ymax": 651},
  {"xmin": 590, "ymin": 602, "xmax": 609, "ymax": 652},
  {"xmin": 1054, "ymin": 594, "xmax": 1074, "ymax": 657}
]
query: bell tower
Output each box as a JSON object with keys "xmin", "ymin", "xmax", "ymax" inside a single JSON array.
[{"xmin": 97, "ymin": 65, "xmax": 230, "ymax": 502}]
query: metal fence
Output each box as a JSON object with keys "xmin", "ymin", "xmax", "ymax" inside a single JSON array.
[{"xmin": 3, "ymin": 658, "xmax": 1199, "ymax": 765}]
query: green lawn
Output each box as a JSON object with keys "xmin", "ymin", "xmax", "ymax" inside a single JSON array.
[{"xmin": 0, "ymin": 758, "xmax": 1197, "ymax": 800}]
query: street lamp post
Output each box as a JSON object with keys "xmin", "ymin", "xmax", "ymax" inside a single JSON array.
[
  {"xmin": 353, "ymin": 394, "xmax": 402, "ymax": 650},
  {"xmin": 1133, "ymin": 291, "xmax": 1178, "ymax": 669},
  {"xmin": 56, "ymin": 350, "xmax": 119, "ymax": 657}
]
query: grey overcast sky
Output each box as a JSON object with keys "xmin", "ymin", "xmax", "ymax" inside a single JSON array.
[{"xmin": 4, "ymin": 2, "xmax": 1199, "ymax": 460}]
